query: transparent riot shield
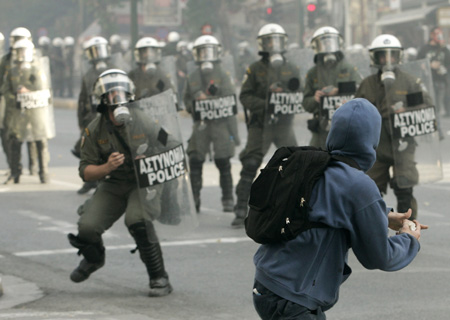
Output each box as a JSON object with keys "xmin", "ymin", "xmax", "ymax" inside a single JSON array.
[
  {"xmin": 319, "ymin": 81, "xmax": 357, "ymax": 131},
  {"xmin": 16, "ymin": 56, "xmax": 55, "ymax": 142},
  {"xmin": 285, "ymin": 48, "xmax": 315, "ymax": 89},
  {"xmin": 343, "ymin": 48, "xmax": 373, "ymax": 79},
  {"xmin": 159, "ymin": 55, "xmax": 178, "ymax": 95},
  {"xmin": 387, "ymin": 60, "xmax": 442, "ymax": 187},
  {"xmin": 127, "ymin": 89, "xmax": 198, "ymax": 241},
  {"xmin": 0, "ymin": 95, "xmax": 5, "ymax": 130},
  {"xmin": 110, "ymin": 52, "xmax": 131, "ymax": 73}
]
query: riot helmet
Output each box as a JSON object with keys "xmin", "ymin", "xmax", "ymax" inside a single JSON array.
[
  {"xmin": 369, "ymin": 34, "xmax": 403, "ymax": 85},
  {"xmin": 12, "ymin": 38, "xmax": 35, "ymax": 63},
  {"xmin": 257, "ymin": 23, "xmax": 287, "ymax": 67},
  {"xmin": 38, "ymin": 36, "xmax": 51, "ymax": 48},
  {"xmin": 9, "ymin": 27, "xmax": 32, "ymax": 48},
  {"xmin": 110, "ymin": 34, "xmax": 122, "ymax": 53},
  {"xmin": 311, "ymin": 26, "xmax": 343, "ymax": 66},
  {"xmin": 369, "ymin": 34, "xmax": 403, "ymax": 68},
  {"xmin": 64, "ymin": 36, "xmax": 75, "ymax": 47},
  {"xmin": 52, "ymin": 37, "xmax": 64, "ymax": 48},
  {"xmin": 134, "ymin": 37, "xmax": 163, "ymax": 64},
  {"xmin": 176, "ymin": 40, "xmax": 188, "ymax": 55},
  {"xmin": 193, "ymin": 35, "xmax": 221, "ymax": 74},
  {"xmin": 83, "ymin": 36, "xmax": 110, "ymax": 63},
  {"xmin": 167, "ymin": 31, "xmax": 180, "ymax": 43},
  {"xmin": 93, "ymin": 69, "xmax": 135, "ymax": 124}
]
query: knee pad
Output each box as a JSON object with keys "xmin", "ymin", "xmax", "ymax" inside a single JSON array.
[
  {"xmin": 68, "ymin": 233, "xmax": 104, "ymax": 263},
  {"xmin": 214, "ymin": 158, "xmax": 231, "ymax": 172},
  {"xmin": 241, "ymin": 157, "xmax": 261, "ymax": 177}
]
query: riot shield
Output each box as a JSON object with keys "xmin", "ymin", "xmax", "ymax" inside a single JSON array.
[
  {"xmin": 343, "ymin": 48, "xmax": 373, "ymax": 79},
  {"xmin": 127, "ymin": 89, "xmax": 198, "ymax": 241},
  {"xmin": 318, "ymin": 81, "xmax": 357, "ymax": 131},
  {"xmin": 159, "ymin": 55, "xmax": 178, "ymax": 95},
  {"xmin": 285, "ymin": 48, "xmax": 315, "ymax": 89},
  {"xmin": 110, "ymin": 52, "xmax": 131, "ymax": 73},
  {"xmin": 0, "ymin": 95, "xmax": 5, "ymax": 130},
  {"xmin": 387, "ymin": 60, "xmax": 442, "ymax": 187},
  {"xmin": 16, "ymin": 56, "xmax": 55, "ymax": 141}
]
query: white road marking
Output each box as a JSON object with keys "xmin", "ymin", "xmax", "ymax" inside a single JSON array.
[
  {"xmin": 13, "ymin": 237, "xmax": 252, "ymax": 257},
  {"xmin": 0, "ymin": 311, "xmax": 101, "ymax": 319}
]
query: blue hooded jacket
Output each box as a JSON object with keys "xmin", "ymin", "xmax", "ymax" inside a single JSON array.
[{"xmin": 253, "ymin": 98, "xmax": 420, "ymax": 311}]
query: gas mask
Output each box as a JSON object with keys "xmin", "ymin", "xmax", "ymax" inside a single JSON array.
[
  {"xmin": 95, "ymin": 60, "xmax": 107, "ymax": 71},
  {"xmin": 145, "ymin": 63, "xmax": 157, "ymax": 76},
  {"xmin": 323, "ymin": 53, "xmax": 337, "ymax": 67},
  {"xmin": 269, "ymin": 53, "xmax": 284, "ymax": 68},
  {"xmin": 381, "ymin": 65, "xmax": 396, "ymax": 87},
  {"xmin": 200, "ymin": 61, "xmax": 214, "ymax": 74},
  {"xmin": 112, "ymin": 105, "xmax": 131, "ymax": 125}
]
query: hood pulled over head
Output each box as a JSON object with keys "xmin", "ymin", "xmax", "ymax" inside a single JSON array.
[{"xmin": 326, "ymin": 98, "xmax": 381, "ymax": 172}]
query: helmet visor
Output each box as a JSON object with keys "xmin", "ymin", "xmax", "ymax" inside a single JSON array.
[
  {"xmin": 13, "ymin": 47, "xmax": 34, "ymax": 62},
  {"xmin": 193, "ymin": 45, "xmax": 220, "ymax": 62},
  {"xmin": 86, "ymin": 43, "xmax": 110, "ymax": 61},
  {"xmin": 134, "ymin": 47, "xmax": 161, "ymax": 64},
  {"xmin": 312, "ymin": 34, "xmax": 341, "ymax": 54},
  {"xmin": 94, "ymin": 73, "xmax": 134, "ymax": 103},
  {"xmin": 105, "ymin": 88, "xmax": 130, "ymax": 107},
  {"xmin": 257, "ymin": 34, "xmax": 287, "ymax": 53},
  {"xmin": 371, "ymin": 49, "xmax": 402, "ymax": 67}
]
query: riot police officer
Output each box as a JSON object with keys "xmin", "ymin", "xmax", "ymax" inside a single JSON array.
[
  {"xmin": 63, "ymin": 36, "xmax": 75, "ymax": 98},
  {"xmin": 37, "ymin": 36, "xmax": 51, "ymax": 57},
  {"xmin": 184, "ymin": 35, "xmax": 239, "ymax": 213},
  {"xmin": 233, "ymin": 23, "xmax": 301, "ymax": 227},
  {"xmin": 1, "ymin": 27, "xmax": 38, "ymax": 181},
  {"xmin": 73, "ymin": 36, "xmax": 116, "ymax": 194},
  {"xmin": 51, "ymin": 37, "xmax": 65, "ymax": 97},
  {"xmin": 355, "ymin": 34, "xmax": 432, "ymax": 220},
  {"xmin": 68, "ymin": 69, "xmax": 173, "ymax": 297},
  {"xmin": 3, "ymin": 38, "xmax": 52, "ymax": 184},
  {"xmin": 128, "ymin": 37, "xmax": 174, "ymax": 99},
  {"xmin": 303, "ymin": 26, "xmax": 362, "ymax": 149}
]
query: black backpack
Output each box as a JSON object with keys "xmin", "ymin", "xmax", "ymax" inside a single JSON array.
[{"xmin": 244, "ymin": 146, "xmax": 360, "ymax": 244}]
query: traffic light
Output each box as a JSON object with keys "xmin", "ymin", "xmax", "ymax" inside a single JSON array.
[{"xmin": 306, "ymin": 0, "xmax": 317, "ymax": 28}]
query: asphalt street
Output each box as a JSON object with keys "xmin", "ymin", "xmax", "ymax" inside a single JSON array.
[{"xmin": 1, "ymin": 103, "xmax": 450, "ymax": 319}]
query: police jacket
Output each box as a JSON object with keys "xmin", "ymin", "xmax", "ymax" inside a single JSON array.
[{"xmin": 128, "ymin": 65, "xmax": 174, "ymax": 100}]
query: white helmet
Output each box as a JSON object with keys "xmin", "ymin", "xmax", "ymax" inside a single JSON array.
[
  {"xmin": 405, "ymin": 47, "xmax": 418, "ymax": 61},
  {"xmin": 10, "ymin": 27, "xmax": 32, "ymax": 47},
  {"xmin": 64, "ymin": 36, "xmax": 75, "ymax": 46},
  {"xmin": 52, "ymin": 37, "xmax": 64, "ymax": 47},
  {"xmin": 109, "ymin": 34, "xmax": 121, "ymax": 45},
  {"xmin": 257, "ymin": 23, "xmax": 288, "ymax": 53},
  {"xmin": 369, "ymin": 34, "xmax": 403, "ymax": 67},
  {"xmin": 167, "ymin": 31, "xmax": 180, "ymax": 43},
  {"xmin": 176, "ymin": 40, "xmax": 187, "ymax": 52},
  {"xmin": 0, "ymin": 32, "xmax": 4, "ymax": 41},
  {"xmin": 12, "ymin": 38, "xmax": 35, "ymax": 63},
  {"xmin": 93, "ymin": 69, "xmax": 135, "ymax": 110},
  {"xmin": 192, "ymin": 35, "xmax": 221, "ymax": 62},
  {"xmin": 38, "ymin": 36, "xmax": 51, "ymax": 47},
  {"xmin": 83, "ymin": 36, "xmax": 110, "ymax": 62},
  {"xmin": 134, "ymin": 37, "xmax": 163, "ymax": 64},
  {"xmin": 310, "ymin": 26, "xmax": 343, "ymax": 54}
]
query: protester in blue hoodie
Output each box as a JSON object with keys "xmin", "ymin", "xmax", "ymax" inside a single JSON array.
[{"xmin": 252, "ymin": 98, "xmax": 426, "ymax": 319}]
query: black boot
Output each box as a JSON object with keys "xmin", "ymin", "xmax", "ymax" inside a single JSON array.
[
  {"xmin": 129, "ymin": 223, "xmax": 172, "ymax": 297},
  {"xmin": 68, "ymin": 233, "xmax": 105, "ymax": 283},
  {"xmin": 216, "ymin": 158, "xmax": 234, "ymax": 212},
  {"xmin": 189, "ymin": 157, "xmax": 203, "ymax": 213}
]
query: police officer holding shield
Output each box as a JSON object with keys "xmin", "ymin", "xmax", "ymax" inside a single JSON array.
[
  {"xmin": 68, "ymin": 69, "xmax": 173, "ymax": 297},
  {"xmin": 355, "ymin": 34, "xmax": 433, "ymax": 220},
  {"xmin": 303, "ymin": 26, "xmax": 362, "ymax": 149},
  {"xmin": 2, "ymin": 38, "xmax": 52, "ymax": 184},
  {"xmin": 233, "ymin": 23, "xmax": 301, "ymax": 227},
  {"xmin": 184, "ymin": 35, "xmax": 239, "ymax": 213}
]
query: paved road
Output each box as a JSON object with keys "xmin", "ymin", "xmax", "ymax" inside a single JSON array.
[{"xmin": 1, "ymin": 107, "xmax": 450, "ymax": 319}]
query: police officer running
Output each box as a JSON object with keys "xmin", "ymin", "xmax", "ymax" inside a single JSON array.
[
  {"xmin": 68, "ymin": 69, "xmax": 173, "ymax": 297},
  {"xmin": 303, "ymin": 26, "xmax": 362, "ymax": 149},
  {"xmin": 73, "ymin": 36, "xmax": 116, "ymax": 194},
  {"xmin": 233, "ymin": 23, "xmax": 301, "ymax": 227},
  {"xmin": 355, "ymin": 34, "xmax": 432, "ymax": 220},
  {"xmin": 184, "ymin": 35, "xmax": 239, "ymax": 213}
]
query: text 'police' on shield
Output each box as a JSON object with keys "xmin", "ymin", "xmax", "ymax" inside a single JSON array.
[
  {"xmin": 136, "ymin": 145, "xmax": 186, "ymax": 187},
  {"xmin": 392, "ymin": 106, "xmax": 436, "ymax": 139}
]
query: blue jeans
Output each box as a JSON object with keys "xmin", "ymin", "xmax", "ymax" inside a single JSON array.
[{"xmin": 252, "ymin": 280, "xmax": 326, "ymax": 320}]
